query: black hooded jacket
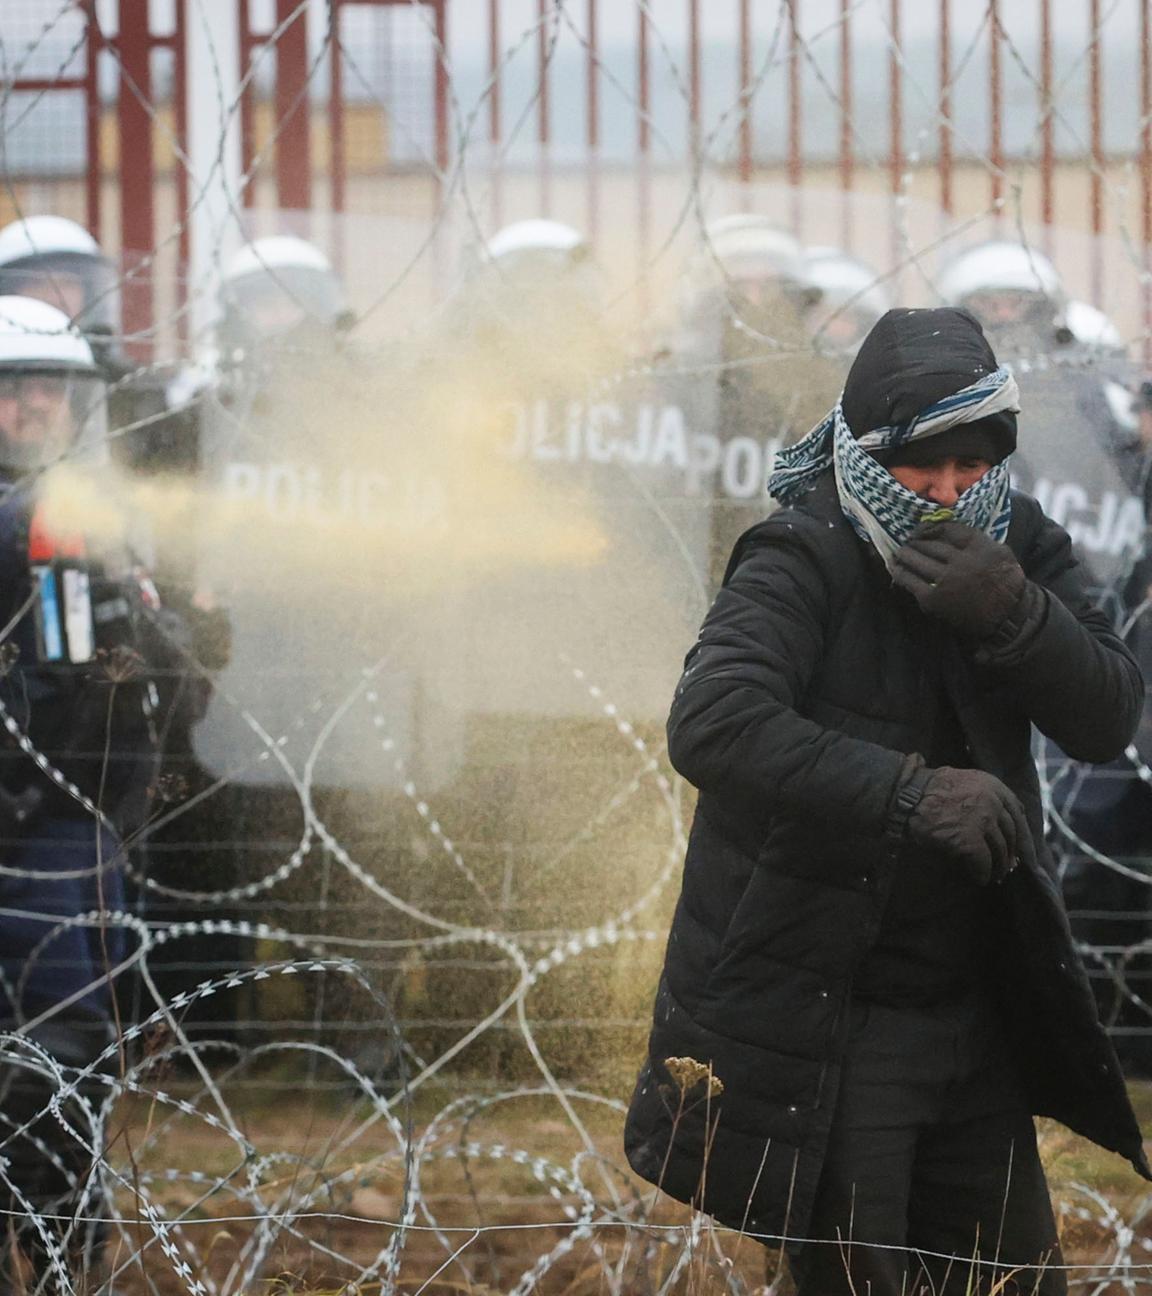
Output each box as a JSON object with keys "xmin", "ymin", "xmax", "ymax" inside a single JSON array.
[{"xmin": 623, "ymin": 308, "xmax": 1149, "ymax": 1246}]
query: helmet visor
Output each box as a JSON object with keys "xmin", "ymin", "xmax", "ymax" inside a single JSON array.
[
  {"xmin": 962, "ymin": 288, "xmax": 1052, "ymax": 330},
  {"xmin": 0, "ymin": 369, "xmax": 107, "ymax": 472},
  {"xmin": 0, "ymin": 252, "xmax": 121, "ymax": 336},
  {"xmin": 224, "ymin": 266, "xmax": 346, "ymax": 339}
]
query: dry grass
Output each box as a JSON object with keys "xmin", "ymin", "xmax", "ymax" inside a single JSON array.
[{"xmin": 75, "ymin": 1079, "xmax": 1152, "ymax": 1295}]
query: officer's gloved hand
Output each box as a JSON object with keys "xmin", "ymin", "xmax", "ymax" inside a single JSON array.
[
  {"xmin": 892, "ymin": 521, "xmax": 1031, "ymax": 639},
  {"xmin": 906, "ymin": 765, "xmax": 1032, "ymax": 886}
]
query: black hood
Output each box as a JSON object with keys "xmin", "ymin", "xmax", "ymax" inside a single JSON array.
[{"xmin": 841, "ymin": 306, "xmax": 1006, "ymax": 437}]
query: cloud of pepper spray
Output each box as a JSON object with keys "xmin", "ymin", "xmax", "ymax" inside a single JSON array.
[
  {"xmin": 33, "ymin": 267, "xmax": 691, "ymax": 1087},
  {"xmin": 35, "ymin": 363, "xmax": 613, "ymax": 597}
]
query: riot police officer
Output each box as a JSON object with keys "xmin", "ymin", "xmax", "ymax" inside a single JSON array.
[
  {"xmin": 213, "ymin": 235, "xmax": 352, "ymax": 407},
  {"xmin": 444, "ymin": 218, "xmax": 613, "ymax": 399},
  {"xmin": 674, "ymin": 216, "xmax": 841, "ymax": 588},
  {"xmin": 0, "ymin": 295, "xmax": 198, "ymax": 1289},
  {"xmin": 0, "ymin": 217, "xmax": 122, "ymax": 368},
  {"xmin": 803, "ymin": 245, "xmax": 891, "ymax": 359},
  {"xmin": 0, "ymin": 213, "xmax": 199, "ymax": 478},
  {"xmin": 937, "ymin": 239, "xmax": 1071, "ymax": 360}
]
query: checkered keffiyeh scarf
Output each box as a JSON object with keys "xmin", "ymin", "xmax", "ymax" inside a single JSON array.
[{"xmin": 766, "ymin": 366, "xmax": 1021, "ymax": 572}]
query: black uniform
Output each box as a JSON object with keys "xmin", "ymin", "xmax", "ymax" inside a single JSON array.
[
  {"xmin": 0, "ymin": 471, "xmax": 198, "ymax": 1289},
  {"xmin": 625, "ymin": 475, "xmax": 1147, "ymax": 1289}
]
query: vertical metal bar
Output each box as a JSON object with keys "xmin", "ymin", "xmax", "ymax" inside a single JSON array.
[
  {"xmin": 637, "ymin": 4, "xmax": 651, "ymax": 310},
  {"xmin": 738, "ymin": 0, "xmax": 752, "ymax": 184},
  {"xmin": 586, "ymin": 0, "xmax": 599, "ymax": 151},
  {"xmin": 989, "ymin": 0, "xmax": 1003, "ymax": 213},
  {"xmin": 688, "ymin": 0, "xmax": 701, "ymax": 154},
  {"xmin": 787, "ymin": 0, "xmax": 802, "ymax": 232},
  {"xmin": 538, "ymin": 0, "xmax": 551, "ymax": 214},
  {"xmin": 489, "ymin": 0, "xmax": 502, "ymax": 227},
  {"xmin": 83, "ymin": 0, "xmax": 101, "ymax": 241},
  {"xmin": 274, "ymin": 0, "xmax": 311, "ymax": 211},
  {"xmin": 889, "ymin": 0, "xmax": 903, "ymax": 281},
  {"xmin": 538, "ymin": 0, "xmax": 550, "ymax": 146},
  {"xmin": 1142, "ymin": 0, "xmax": 1151, "ymax": 366},
  {"xmin": 489, "ymin": 0, "xmax": 501, "ymax": 146},
  {"xmin": 327, "ymin": 0, "xmax": 346, "ymax": 282},
  {"xmin": 638, "ymin": 3, "xmax": 650, "ymax": 155},
  {"xmin": 587, "ymin": 0, "xmax": 599, "ymax": 242},
  {"xmin": 238, "ymin": 0, "xmax": 256, "ymax": 209},
  {"xmin": 889, "ymin": 0, "xmax": 902, "ymax": 198},
  {"xmin": 330, "ymin": 0, "xmax": 345, "ymax": 217},
  {"xmin": 1088, "ymin": 0, "xmax": 1103, "ymax": 304},
  {"xmin": 174, "ymin": 0, "xmax": 190, "ymax": 343},
  {"xmin": 1039, "ymin": 0, "xmax": 1054, "ymax": 240},
  {"xmin": 938, "ymin": 0, "xmax": 952, "ymax": 216},
  {"xmin": 840, "ymin": 0, "xmax": 853, "ymax": 249},
  {"xmin": 433, "ymin": 0, "xmax": 449, "ymax": 175},
  {"xmin": 117, "ymin": 0, "xmax": 154, "ymax": 355}
]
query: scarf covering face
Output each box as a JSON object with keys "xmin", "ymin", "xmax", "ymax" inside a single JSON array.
[{"xmin": 766, "ymin": 365, "xmax": 1021, "ymax": 572}]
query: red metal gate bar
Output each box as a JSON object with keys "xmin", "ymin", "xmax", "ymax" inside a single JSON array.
[
  {"xmin": 83, "ymin": 1, "xmax": 102, "ymax": 240},
  {"xmin": 238, "ymin": 2, "xmax": 259, "ymax": 208},
  {"xmin": 889, "ymin": 0, "xmax": 902, "ymax": 196},
  {"xmin": 637, "ymin": 4, "xmax": 650, "ymax": 155},
  {"xmin": 688, "ymin": 0, "xmax": 701, "ymax": 154},
  {"xmin": 787, "ymin": 0, "xmax": 802, "ymax": 220},
  {"xmin": 537, "ymin": 0, "xmax": 550, "ymax": 214},
  {"xmin": 12, "ymin": 77, "xmax": 89, "ymax": 91},
  {"xmin": 586, "ymin": 0, "xmax": 599, "ymax": 153},
  {"xmin": 118, "ymin": 0, "xmax": 155, "ymax": 352},
  {"xmin": 275, "ymin": 0, "xmax": 312, "ymax": 211},
  {"xmin": 1089, "ymin": 0, "xmax": 1104, "ymax": 304},
  {"xmin": 174, "ymin": 0, "xmax": 189, "ymax": 341},
  {"xmin": 989, "ymin": 0, "xmax": 1003, "ymax": 213},
  {"xmin": 488, "ymin": 0, "xmax": 502, "ymax": 226},
  {"xmin": 938, "ymin": 0, "xmax": 952, "ymax": 216},
  {"xmin": 1040, "ymin": 0, "xmax": 1054, "ymax": 242},
  {"xmin": 329, "ymin": 0, "xmax": 345, "ymax": 217},
  {"xmin": 637, "ymin": 3, "xmax": 651, "ymax": 305},
  {"xmin": 889, "ymin": 0, "xmax": 903, "ymax": 282},
  {"xmin": 738, "ymin": 0, "xmax": 752, "ymax": 184},
  {"xmin": 488, "ymin": 0, "xmax": 501, "ymax": 147},
  {"xmin": 1141, "ymin": 0, "xmax": 1150, "ymax": 365},
  {"xmin": 586, "ymin": 0, "xmax": 599, "ymax": 241},
  {"xmin": 433, "ymin": 0, "xmax": 449, "ymax": 175},
  {"xmin": 840, "ymin": 0, "xmax": 854, "ymax": 248}
]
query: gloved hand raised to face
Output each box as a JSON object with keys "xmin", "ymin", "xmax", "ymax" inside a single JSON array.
[
  {"xmin": 906, "ymin": 765, "xmax": 1034, "ymax": 886},
  {"xmin": 891, "ymin": 520, "xmax": 1027, "ymax": 639}
]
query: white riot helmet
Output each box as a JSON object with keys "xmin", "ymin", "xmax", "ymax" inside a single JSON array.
[
  {"xmin": 680, "ymin": 216, "xmax": 816, "ymax": 356},
  {"xmin": 1063, "ymin": 299, "xmax": 1126, "ymax": 356},
  {"xmin": 218, "ymin": 235, "xmax": 350, "ymax": 354},
  {"xmin": 937, "ymin": 241, "xmax": 1067, "ymax": 346},
  {"xmin": 701, "ymin": 216, "xmax": 814, "ymax": 302},
  {"xmin": 0, "ymin": 216, "xmax": 122, "ymax": 363},
  {"xmin": 804, "ymin": 247, "xmax": 890, "ymax": 355},
  {"xmin": 459, "ymin": 219, "xmax": 600, "ymax": 342},
  {"xmin": 482, "ymin": 219, "xmax": 589, "ymax": 275},
  {"xmin": 0, "ymin": 295, "xmax": 107, "ymax": 472}
]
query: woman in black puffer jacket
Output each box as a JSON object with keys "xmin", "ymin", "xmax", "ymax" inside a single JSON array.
[{"xmin": 624, "ymin": 307, "xmax": 1149, "ymax": 1296}]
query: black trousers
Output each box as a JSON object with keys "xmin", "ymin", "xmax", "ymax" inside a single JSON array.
[{"xmin": 789, "ymin": 994, "xmax": 1065, "ymax": 1296}]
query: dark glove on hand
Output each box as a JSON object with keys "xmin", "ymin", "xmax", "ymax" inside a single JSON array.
[
  {"xmin": 906, "ymin": 765, "xmax": 1033, "ymax": 886},
  {"xmin": 891, "ymin": 520, "xmax": 1026, "ymax": 639}
]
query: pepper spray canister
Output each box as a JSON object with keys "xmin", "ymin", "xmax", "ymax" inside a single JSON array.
[{"xmin": 28, "ymin": 506, "xmax": 95, "ymax": 665}]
